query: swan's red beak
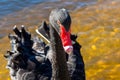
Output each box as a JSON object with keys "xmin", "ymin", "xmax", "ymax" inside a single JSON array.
[{"xmin": 60, "ymin": 25, "xmax": 73, "ymax": 54}]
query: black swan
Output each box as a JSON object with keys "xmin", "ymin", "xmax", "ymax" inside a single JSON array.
[{"xmin": 4, "ymin": 24, "xmax": 85, "ymax": 80}]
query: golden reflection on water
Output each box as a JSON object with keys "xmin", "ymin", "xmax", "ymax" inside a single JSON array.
[
  {"xmin": 0, "ymin": 0, "xmax": 120, "ymax": 80},
  {"xmin": 71, "ymin": 1, "xmax": 120, "ymax": 80}
]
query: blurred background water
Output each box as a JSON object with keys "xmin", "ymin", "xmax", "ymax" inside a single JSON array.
[
  {"xmin": 0, "ymin": 0, "xmax": 96, "ymax": 38},
  {"xmin": 0, "ymin": 0, "xmax": 60, "ymax": 18}
]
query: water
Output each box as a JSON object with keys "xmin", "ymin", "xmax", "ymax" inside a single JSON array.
[
  {"xmin": 0, "ymin": 0, "xmax": 96, "ymax": 38},
  {"xmin": 0, "ymin": 0, "xmax": 97, "ymax": 18},
  {"xmin": 0, "ymin": 0, "xmax": 59, "ymax": 18}
]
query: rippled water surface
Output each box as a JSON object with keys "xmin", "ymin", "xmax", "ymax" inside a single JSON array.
[
  {"xmin": 0, "ymin": 0, "xmax": 96, "ymax": 37},
  {"xmin": 0, "ymin": 0, "xmax": 60, "ymax": 18}
]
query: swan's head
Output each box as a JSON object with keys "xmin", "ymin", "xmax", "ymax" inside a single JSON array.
[
  {"xmin": 49, "ymin": 8, "xmax": 73, "ymax": 54},
  {"xmin": 49, "ymin": 8, "xmax": 71, "ymax": 34}
]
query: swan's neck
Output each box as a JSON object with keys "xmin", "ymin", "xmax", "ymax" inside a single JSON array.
[{"xmin": 49, "ymin": 25, "xmax": 70, "ymax": 80}]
